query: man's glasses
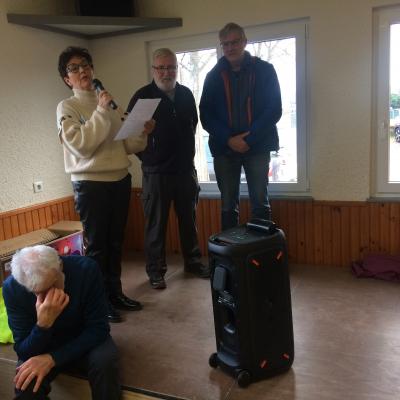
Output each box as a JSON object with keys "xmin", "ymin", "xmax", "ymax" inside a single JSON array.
[
  {"xmin": 66, "ymin": 60, "xmax": 92, "ymax": 74},
  {"xmin": 152, "ymin": 65, "xmax": 178, "ymax": 72},
  {"xmin": 220, "ymin": 38, "xmax": 243, "ymax": 49}
]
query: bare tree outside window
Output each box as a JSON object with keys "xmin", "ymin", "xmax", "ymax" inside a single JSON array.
[
  {"xmin": 246, "ymin": 38, "xmax": 297, "ymax": 183},
  {"xmin": 177, "ymin": 49, "xmax": 217, "ymax": 182}
]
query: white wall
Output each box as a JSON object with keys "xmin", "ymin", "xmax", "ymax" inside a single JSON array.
[
  {"xmin": 0, "ymin": 0, "xmax": 399, "ymax": 213},
  {"xmin": 0, "ymin": 0, "xmax": 84, "ymax": 212}
]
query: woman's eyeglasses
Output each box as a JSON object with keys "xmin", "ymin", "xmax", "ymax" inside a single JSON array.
[{"xmin": 66, "ymin": 61, "xmax": 92, "ymax": 74}]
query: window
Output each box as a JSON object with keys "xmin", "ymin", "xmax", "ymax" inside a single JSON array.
[
  {"xmin": 374, "ymin": 6, "xmax": 400, "ymax": 195},
  {"xmin": 246, "ymin": 37, "xmax": 297, "ymax": 185},
  {"xmin": 148, "ymin": 19, "xmax": 308, "ymax": 195},
  {"xmin": 176, "ymin": 49, "xmax": 218, "ymax": 182}
]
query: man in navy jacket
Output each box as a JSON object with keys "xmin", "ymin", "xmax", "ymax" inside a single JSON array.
[
  {"xmin": 200, "ymin": 22, "xmax": 282, "ymax": 230},
  {"xmin": 127, "ymin": 48, "xmax": 209, "ymax": 290},
  {"xmin": 3, "ymin": 245, "xmax": 120, "ymax": 400}
]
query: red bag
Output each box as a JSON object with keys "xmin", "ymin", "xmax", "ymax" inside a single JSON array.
[{"xmin": 352, "ymin": 254, "xmax": 400, "ymax": 282}]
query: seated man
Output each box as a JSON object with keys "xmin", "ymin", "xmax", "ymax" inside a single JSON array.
[{"xmin": 2, "ymin": 245, "xmax": 121, "ymax": 400}]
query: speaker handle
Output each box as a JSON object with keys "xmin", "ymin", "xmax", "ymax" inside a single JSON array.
[{"xmin": 246, "ymin": 218, "xmax": 277, "ymax": 234}]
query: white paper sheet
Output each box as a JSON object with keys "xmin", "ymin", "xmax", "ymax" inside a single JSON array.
[{"xmin": 114, "ymin": 98, "xmax": 161, "ymax": 141}]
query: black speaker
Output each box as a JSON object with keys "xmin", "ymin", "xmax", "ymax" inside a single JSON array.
[
  {"xmin": 208, "ymin": 220, "xmax": 294, "ymax": 388},
  {"xmin": 75, "ymin": 0, "xmax": 134, "ymax": 17}
]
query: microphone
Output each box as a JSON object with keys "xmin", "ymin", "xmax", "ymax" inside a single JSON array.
[{"xmin": 92, "ymin": 79, "xmax": 118, "ymax": 110}]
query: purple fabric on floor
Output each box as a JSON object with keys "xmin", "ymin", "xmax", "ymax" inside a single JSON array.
[{"xmin": 352, "ymin": 254, "xmax": 400, "ymax": 282}]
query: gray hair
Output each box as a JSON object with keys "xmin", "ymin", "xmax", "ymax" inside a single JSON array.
[
  {"xmin": 11, "ymin": 245, "xmax": 64, "ymax": 293},
  {"xmin": 152, "ymin": 48, "xmax": 177, "ymax": 63},
  {"xmin": 219, "ymin": 22, "xmax": 246, "ymax": 40}
]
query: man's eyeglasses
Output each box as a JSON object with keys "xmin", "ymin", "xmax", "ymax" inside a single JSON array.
[
  {"xmin": 220, "ymin": 38, "xmax": 243, "ymax": 49},
  {"xmin": 152, "ymin": 65, "xmax": 178, "ymax": 72},
  {"xmin": 66, "ymin": 60, "xmax": 92, "ymax": 74}
]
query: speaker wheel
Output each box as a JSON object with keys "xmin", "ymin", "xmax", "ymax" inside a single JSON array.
[
  {"xmin": 237, "ymin": 370, "xmax": 251, "ymax": 388},
  {"xmin": 209, "ymin": 352, "xmax": 219, "ymax": 368}
]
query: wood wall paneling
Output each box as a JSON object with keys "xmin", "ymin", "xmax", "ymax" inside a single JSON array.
[
  {"xmin": 380, "ymin": 203, "xmax": 390, "ymax": 254},
  {"xmin": 0, "ymin": 197, "xmax": 79, "ymax": 246},
  {"xmin": 304, "ymin": 201, "xmax": 314, "ymax": 265},
  {"xmin": 1, "ymin": 192, "xmax": 400, "ymax": 268},
  {"xmin": 3, "ymin": 217, "xmax": 12, "ymax": 240},
  {"xmin": 340, "ymin": 206, "xmax": 350, "ymax": 267},
  {"xmin": 389, "ymin": 203, "xmax": 400, "ymax": 254},
  {"xmin": 295, "ymin": 201, "xmax": 306, "ymax": 264},
  {"xmin": 0, "ymin": 219, "xmax": 4, "ymax": 241}
]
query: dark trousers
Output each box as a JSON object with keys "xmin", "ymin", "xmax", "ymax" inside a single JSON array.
[
  {"xmin": 73, "ymin": 174, "xmax": 131, "ymax": 296},
  {"xmin": 14, "ymin": 337, "xmax": 121, "ymax": 400},
  {"xmin": 141, "ymin": 170, "xmax": 202, "ymax": 277}
]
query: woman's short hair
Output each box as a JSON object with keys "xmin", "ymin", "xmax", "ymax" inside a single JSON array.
[
  {"xmin": 152, "ymin": 48, "xmax": 177, "ymax": 63},
  {"xmin": 219, "ymin": 22, "xmax": 246, "ymax": 40},
  {"xmin": 58, "ymin": 46, "xmax": 93, "ymax": 82},
  {"xmin": 11, "ymin": 245, "xmax": 64, "ymax": 293}
]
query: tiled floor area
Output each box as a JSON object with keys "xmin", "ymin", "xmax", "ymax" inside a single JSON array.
[{"xmin": 2, "ymin": 251, "xmax": 400, "ymax": 400}]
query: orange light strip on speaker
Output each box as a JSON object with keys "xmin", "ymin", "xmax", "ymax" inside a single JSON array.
[{"xmin": 251, "ymin": 259, "xmax": 260, "ymax": 267}]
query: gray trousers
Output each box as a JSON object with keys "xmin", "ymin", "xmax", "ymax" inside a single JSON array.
[{"xmin": 141, "ymin": 170, "xmax": 202, "ymax": 277}]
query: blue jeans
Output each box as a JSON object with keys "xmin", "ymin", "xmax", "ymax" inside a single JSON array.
[{"xmin": 214, "ymin": 152, "xmax": 271, "ymax": 230}]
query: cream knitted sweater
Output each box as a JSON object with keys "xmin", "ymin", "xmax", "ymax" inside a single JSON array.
[{"xmin": 57, "ymin": 89, "xmax": 147, "ymax": 182}]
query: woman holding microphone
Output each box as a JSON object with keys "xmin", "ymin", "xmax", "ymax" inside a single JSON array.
[{"xmin": 57, "ymin": 46, "xmax": 154, "ymax": 323}]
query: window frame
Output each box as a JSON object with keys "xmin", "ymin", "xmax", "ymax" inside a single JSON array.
[
  {"xmin": 373, "ymin": 6, "xmax": 400, "ymax": 196},
  {"xmin": 147, "ymin": 19, "xmax": 309, "ymax": 196}
]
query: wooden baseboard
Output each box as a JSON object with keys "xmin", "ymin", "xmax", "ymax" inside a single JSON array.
[{"xmin": 2, "ymin": 191, "xmax": 400, "ymax": 267}]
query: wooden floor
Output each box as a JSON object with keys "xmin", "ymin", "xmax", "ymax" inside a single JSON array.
[{"xmin": 1, "ymin": 251, "xmax": 400, "ymax": 399}]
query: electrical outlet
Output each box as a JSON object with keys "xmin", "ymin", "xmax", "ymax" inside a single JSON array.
[{"xmin": 33, "ymin": 181, "xmax": 43, "ymax": 193}]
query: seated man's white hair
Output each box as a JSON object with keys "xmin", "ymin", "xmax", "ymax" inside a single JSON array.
[{"xmin": 11, "ymin": 245, "xmax": 64, "ymax": 293}]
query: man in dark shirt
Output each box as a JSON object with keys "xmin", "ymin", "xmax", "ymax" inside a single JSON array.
[
  {"xmin": 2, "ymin": 245, "xmax": 121, "ymax": 400},
  {"xmin": 127, "ymin": 48, "xmax": 209, "ymax": 290}
]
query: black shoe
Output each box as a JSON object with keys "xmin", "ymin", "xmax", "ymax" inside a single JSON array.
[
  {"xmin": 149, "ymin": 275, "xmax": 167, "ymax": 289},
  {"xmin": 184, "ymin": 262, "xmax": 211, "ymax": 278},
  {"xmin": 110, "ymin": 294, "xmax": 143, "ymax": 311},
  {"xmin": 107, "ymin": 303, "xmax": 123, "ymax": 323}
]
